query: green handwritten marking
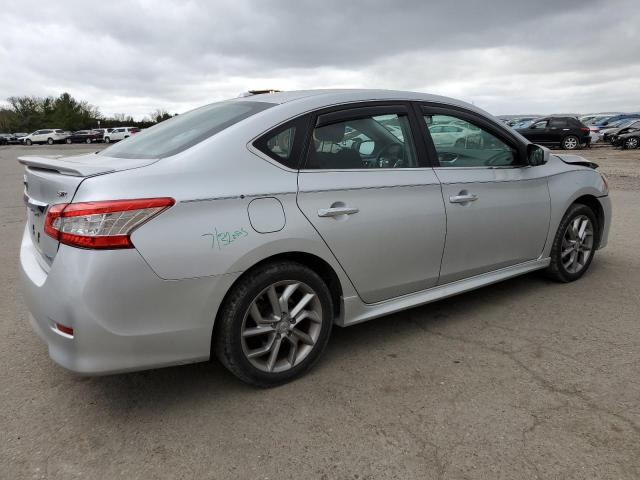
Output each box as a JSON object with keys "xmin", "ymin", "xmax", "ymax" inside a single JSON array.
[{"xmin": 202, "ymin": 227, "xmax": 249, "ymax": 250}]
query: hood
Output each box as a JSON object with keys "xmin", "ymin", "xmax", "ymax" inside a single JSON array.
[
  {"xmin": 553, "ymin": 154, "xmax": 598, "ymax": 169},
  {"xmin": 18, "ymin": 152, "xmax": 159, "ymax": 177}
]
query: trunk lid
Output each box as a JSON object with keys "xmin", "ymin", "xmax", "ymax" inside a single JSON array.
[{"xmin": 20, "ymin": 153, "xmax": 159, "ymax": 267}]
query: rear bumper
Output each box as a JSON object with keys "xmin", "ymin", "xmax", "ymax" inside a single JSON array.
[{"xmin": 19, "ymin": 225, "xmax": 240, "ymax": 374}]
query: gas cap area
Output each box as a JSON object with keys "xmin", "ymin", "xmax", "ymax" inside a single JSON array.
[{"xmin": 247, "ymin": 197, "xmax": 285, "ymax": 233}]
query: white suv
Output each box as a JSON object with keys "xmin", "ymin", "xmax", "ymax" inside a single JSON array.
[
  {"xmin": 22, "ymin": 129, "xmax": 69, "ymax": 145},
  {"xmin": 104, "ymin": 127, "xmax": 140, "ymax": 143}
]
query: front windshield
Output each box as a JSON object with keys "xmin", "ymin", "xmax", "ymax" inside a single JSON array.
[{"xmin": 100, "ymin": 100, "xmax": 274, "ymax": 159}]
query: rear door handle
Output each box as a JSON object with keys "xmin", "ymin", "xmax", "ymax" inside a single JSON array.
[
  {"xmin": 318, "ymin": 206, "xmax": 359, "ymax": 217},
  {"xmin": 449, "ymin": 193, "xmax": 478, "ymax": 204}
]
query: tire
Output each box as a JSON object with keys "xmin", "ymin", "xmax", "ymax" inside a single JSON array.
[
  {"xmin": 546, "ymin": 203, "xmax": 599, "ymax": 283},
  {"xmin": 624, "ymin": 137, "xmax": 639, "ymax": 149},
  {"xmin": 25, "ymin": 139, "xmax": 32, "ymax": 146},
  {"xmin": 66, "ymin": 138, "xmax": 72, "ymax": 144},
  {"xmin": 214, "ymin": 261, "xmax": 333, "ymax": 387},
  {"xmin": 47, "ymin": 138, "xmax": 54, "ymax": 145},
  {"xmin": 104, "ymin": 137, "xmax": 110, "ymax": 144},
  {"xmin": 86, "ymin": 138, "xmax": 92, "ymax": 144},
  {"xmin": 562, "ymin": 135, "xmax": 579, "ymax": 150}
]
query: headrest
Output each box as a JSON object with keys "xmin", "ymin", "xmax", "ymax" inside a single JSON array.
[{"xmin": 315, "ymin": 123, "xmax": 345, "ymax": 143}]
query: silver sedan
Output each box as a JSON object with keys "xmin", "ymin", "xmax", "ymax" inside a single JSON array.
[{"xmin": 19, "ymin": 89, "xmax": 611, "ymax": 386}]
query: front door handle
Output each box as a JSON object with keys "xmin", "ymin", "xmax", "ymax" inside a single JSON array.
[
  {"xmin": 318, "ymin": 206, "xmax": 360, "ymax": 217},
  {"xmin": 449, "ymin": 193, "xmax": 478, "ymax": 204}
]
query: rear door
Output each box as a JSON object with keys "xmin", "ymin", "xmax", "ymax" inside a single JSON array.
[
  {"xmin": 418, "ymin": 104, "xmax": 550, "ymax": 284},
  {"xmin": 296, "ymin": 103, "xmax": 447, "ymax": 303}
]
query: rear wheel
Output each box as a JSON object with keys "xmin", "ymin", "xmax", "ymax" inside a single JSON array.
[
  {"xmin": 66, "ymin": 138, "xmax": 72, "ymax": 144},
  {"xmin": 562, "ymin": 135, "xmax": 579, "ymax": 150},
  {"xmin": 624, "ymin": 137, "xmax": 639, "ymax": 149},
  {"xmin": 85, "ymin": 138, "xmax": 92, "ymax": 144},
  {"xmin": 47, "ymin": 138, "xmax": 54, "ymax": 145},
  {"xmin": 214, "ymin": 261, "xmax": 333, "ymax": 387},
  {"xmin": 546, "ymin": 204, "xmax": 598, "ymax": 282}
]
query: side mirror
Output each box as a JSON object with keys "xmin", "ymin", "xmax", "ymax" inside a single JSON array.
[{"xmin": 527, "ymin": 144, "xmax": 549, "ymax": 166}]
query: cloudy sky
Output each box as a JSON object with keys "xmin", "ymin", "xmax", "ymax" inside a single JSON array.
[{"xmin": 1, "ymin": 0, "xmax": 638, "ymax": 119}]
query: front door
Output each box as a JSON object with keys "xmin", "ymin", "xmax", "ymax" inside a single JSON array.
[
  {"xmin": 297, "ymin": 104, "xmax": 447, "ymax": 303},
  {"xmin": 420, "ymin": 106, "xmax": 551, "ymax": 284}
]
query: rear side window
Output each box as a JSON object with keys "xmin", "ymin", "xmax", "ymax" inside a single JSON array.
[
  {"xmin": 101, "ymin": 100, "xmax": 273, "ymax": 159},
  {"xmin": 253, "ymin": 115, "xmax": 309, "ymax": 169},
  {"xmin": 550, "ymin": 119, "xmax": 568, "ymax": 128}
]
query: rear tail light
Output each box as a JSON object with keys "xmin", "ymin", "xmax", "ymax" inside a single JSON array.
[
  {"xmin": 580, "ymin": 127, "xmax": 590, "ymax": 133},
  {"xmin": 44, "ymin": 198, "xmax": 175, "ymax": 249},
  {"xmin": 55, "ymin": 323, "xmax": 74, "ymax": 336}
]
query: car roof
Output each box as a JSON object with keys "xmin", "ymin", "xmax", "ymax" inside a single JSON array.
[{"xmin": 233, "ymin": 89, "xmax": 492, "ymax": 117}]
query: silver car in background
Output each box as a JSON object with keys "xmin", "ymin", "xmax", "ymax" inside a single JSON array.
[{"xmin": 19, "ymin": 90, "xmax": 611, "ymax": 386}]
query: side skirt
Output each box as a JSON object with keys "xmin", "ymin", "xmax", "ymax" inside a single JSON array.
[{"xmin": 338, "ymin": 257, "xmax": 550, "ymax": 327}]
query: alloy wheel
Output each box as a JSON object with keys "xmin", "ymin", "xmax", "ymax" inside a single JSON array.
[
  {"xmin": 241, "ymin": 280, "xmax": 323, "ymax": 373},
  {"xmin": 625, "ymin": 137, "xmax": 639, "ymax": 149},
  {"xmin": 563, "ymin": 136, "xmax": 578, "ymax": 149},
  {"xmin": 561, "ymin": 215, "xmax": 594, "ymax": 274}
]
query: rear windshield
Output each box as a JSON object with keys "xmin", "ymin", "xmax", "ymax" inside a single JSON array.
[{"xmin": 100, "ymin": 100, "xmax": 274, "ymax": 159}]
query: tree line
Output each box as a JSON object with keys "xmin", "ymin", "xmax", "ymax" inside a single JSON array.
[{"xmin": 0, "ymin": 92, "xmax": 175, "ymax": 133}]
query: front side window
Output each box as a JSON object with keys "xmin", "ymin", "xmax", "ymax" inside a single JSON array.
[
  {"xmin": 306, "ymin": 113, "xmax": 418, "ymax": 169},
  {"xmin": 425, "ymin": 114, "xmax": 516, "ymax": 167},
  {"xmin": 101, "ymin": 100, "xmax": 273, "ymax": 159}
]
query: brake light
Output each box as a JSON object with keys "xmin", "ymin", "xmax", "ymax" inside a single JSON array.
[
  {"xmin": 44, "ymin": 198, "xmax": 175, "ymax": 249},
  {"xmin": 580, "ymin": 127, "xmax": 590, "ymax": 132}
]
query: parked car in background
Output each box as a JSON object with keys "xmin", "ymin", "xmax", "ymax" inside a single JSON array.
[
  {"xmin": 592, "ymin": 114, "xmax": 640, "ymax": 129},
  {"xmin": 18, "ymin": 89, "xmax": 611, "ymax": 386},
  {"xmin": 13, "ymin": 133, "xmax": 28, "ymax": 141},
  {"xmin": 600, "ymin": 119, "xmax": 640, "ymax": 143},
  {"xmin": 21, "ymin": 129, "xmax": 69, "ymax": 145},
  {"xmin": 516, "ymin": 117, "xmax": 590, "ymax": 150},
  {"xmin": 65, "ymin": 130, "xmax": 102, "ymax": 144},
  {"xmin": 104, "ymin": 127, "xmax": 139, "ymax": 143},
  {"xmin": 612, "ymin": 128, "xmax": 640, "ymax": 149},
  {"xmin": 0, "ymin": 134, "xmax": 10, "ymax": 145},
  {"xmin": 93, "ymin": 128, "xmax": 112, "ymax": 142}
]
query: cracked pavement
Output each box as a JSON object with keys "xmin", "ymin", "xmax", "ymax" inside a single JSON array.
[{"xmin": 1, "ymin": 144, "xmax": 639, "ymax": 479}]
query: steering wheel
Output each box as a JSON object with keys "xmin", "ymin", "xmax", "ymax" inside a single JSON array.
[{"xmin": 376, "ymin": 143, "xmax": 405, "ymax": 168}]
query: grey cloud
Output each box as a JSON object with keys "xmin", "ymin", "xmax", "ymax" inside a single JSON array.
[{"xmin": 1, "ymin": 0, "xmax": 638, "ymax": 117}]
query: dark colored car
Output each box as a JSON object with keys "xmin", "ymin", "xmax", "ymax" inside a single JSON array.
[
  {"xmin": 0, "ymin": 133, "xmax": 12, "ymax": 145},
  {"xmin": 612, "ymin": 129, "xmax": 640, "ymax": 149},
  {"xmin": 603, "ymin": 120, "xmax": 640, "ymax": 143},
  {"xmin": 592, "ymin": 114, "xmax": 640, "ymax": 129},
  {"xmin": 516, "ymin": 117, "xmax": 591, "ymax": 150},
  {"xmin": 64, "ymin": 130, "xmax": 101, "ymax": 144}
]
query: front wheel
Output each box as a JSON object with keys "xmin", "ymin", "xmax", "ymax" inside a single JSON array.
[
  {"xmin": 214, "ymin": 261, "xmax": 333, "ymax": 387},
  {"xmin": 624, "ymin": 137, "xmax": 639, "ymax": 149},
  {"xmin": 66, "ymin": 138, "xmax": 72, "ymax": 144},
  {"xmin": 25, "ymin": 139, "xmax": 32, "ymax": 146},
  {"xmin": 104, "ymin": 137, "xmax": 110, "ymax": 143},
  {"xmin": 562, "ymin": 135, "xmax": 579, "ymax": 150},
  {"xmin": 47, "ymin": 138, "xmax": 54, "ymax": 145},
  {"xmin": 546, "ymin": 204, "xmax": 598, "ymax": 282},
  {"xmin": 86, "ymin": 138, "xmax": 92, "ymax": 144}
]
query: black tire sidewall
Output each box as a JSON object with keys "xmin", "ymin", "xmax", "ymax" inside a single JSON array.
[
  {"xmin": 215, "ymin": 262, "xmax": 333, "ymax": 387},
  {"xmin": 550, "ymin": 204, "xmax": 599, "ymax": 282}
]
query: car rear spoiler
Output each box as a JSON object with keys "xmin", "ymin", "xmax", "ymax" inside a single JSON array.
[{"xmin": 18, "ymin": 156, "xmax": 116, "ymax": 177}]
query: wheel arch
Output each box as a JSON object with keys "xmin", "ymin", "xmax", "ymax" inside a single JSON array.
[
  {"xmin": 216, "ymin": 251, "xmax": 344, "ymax": 325},
  {"xmin": 571, "ymin": 194, "xmax": 605, "ymax": 248}
]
